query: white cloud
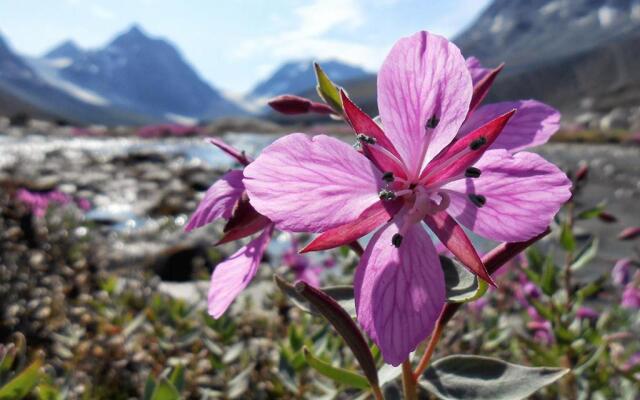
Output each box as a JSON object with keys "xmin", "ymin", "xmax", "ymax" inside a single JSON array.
[
  {"xmin": 233, "ymin": 0, "xmax": 383, "ymax": 74},
  {"xmin": 90, "ymin": 4, "xmax": 115, "ymax": 20}
]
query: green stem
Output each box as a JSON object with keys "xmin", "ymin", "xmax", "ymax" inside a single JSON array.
[{"xmin": 401, "ymin": 359, "xmax": 417, "ymax": 400}]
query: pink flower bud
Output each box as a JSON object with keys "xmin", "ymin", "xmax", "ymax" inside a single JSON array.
[
  {"xmin": 268, "ymin": 95, "xmax": 335, "ymax": 115},
  {"xmin": 618, "ymin": 227, "xmax": 640, "ymax": 241},
  {"xmin": 597, "ymin": 211, "xmax": 617, "ymax": 223},
  {"xmin": 575, "ymin": 163, "xmax": 588, "ymax": 182}
]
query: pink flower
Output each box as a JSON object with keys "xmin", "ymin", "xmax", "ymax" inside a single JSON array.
[
  {"xmin": 612, "ymin": 258, "xmax": 635, "ymax": 286},
  {"xmin": 243, "ymin": 31, "xmax": 571, "ymax": 365},
  {"xmin": 621, "ymin": 285, "xmax": 640, "ymax": 309},
  {"xmin": 576, "ymin": 306, "xmax": 599, "ymax": 321},
  {"xmin": 16, "ymin": 189, "xmax": 90, "ymax": 217},
  {"xmin": 282, "ymin": 238, "xmax": 323, "ymax": 287},
  {"xmin": 185, "ymin": 138, "xmax": 273, "ymax": 319}
]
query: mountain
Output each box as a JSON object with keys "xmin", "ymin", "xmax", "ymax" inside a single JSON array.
[
  {"xmin": 0, "ymin": 32, "xmax": 153, "ymax": 125},
  {"xmin": 44, "ymin": 40, "xmax": 82, "ymax": 61},
  {"xmin": 454, "ymin": 0, "xmax": 640, "ymax": 119},
  {"xmin": 456, "ymin": 0, "xmax": 640, "ymax": 73},
  {"xmin": 50, "ymin": 25, "xmax": 245, "ymax": 121},
  {"xmin": 333, "ymin": 0, "xmax": 640, "ymax": 128},
  {"xmin": 250, "ymin": 59, "xmax": 371, "ymax": 99}
]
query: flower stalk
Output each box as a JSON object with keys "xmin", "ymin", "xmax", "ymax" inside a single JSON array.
[{"xmin": 401, "ymin": 359, "xmax": 418, "ymax": 400}]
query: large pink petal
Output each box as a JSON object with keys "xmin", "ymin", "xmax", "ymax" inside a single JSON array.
[
  {"xmin": 208, "ymin": 224, "xmax": 274, "ymax": 318},
  {"xmin": 301, "ymin": 200, "xmax": 402, "ymax": 253},
  {"xmin": 243, "ymin": 133, "xmax": 383, "ymax": 232},
  {"xmin": 459, "ymin": 100, "xmax": 560, "ymax": 153},
  {"xmin": 378, "ymin": 31, "xmax": 472, "ymax": 176},
  {"xmin": 185, "ymin": 169, "xmax": 245, "ymax": 232},
  {"xmin": 354, "ymin": 222, "xmax": 445, "ymax": 366},
  {"xmin": 442, "ymin": 150, "xmax": 572, "ymax": 242}
]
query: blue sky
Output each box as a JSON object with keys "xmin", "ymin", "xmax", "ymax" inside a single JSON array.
[{"xmin": 0, "ymin": 0, "xmax": 491, "ymax": 94}]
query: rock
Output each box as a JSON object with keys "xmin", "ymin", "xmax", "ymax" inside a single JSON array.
[
  {"xmin": 600, "ymin": 108, "xmax": 629, "ymax": 131},
  {"xmin": 147, "ymin": 242, "xmax": 209, "ymax": 281},
  {"xmin": 574, "ymin": 112, "xmax": 601, "ymax": 129}
]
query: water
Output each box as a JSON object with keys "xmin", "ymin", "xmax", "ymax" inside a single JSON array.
[{"xmin": 0, "ymin": 132, "xmax": 279, "ymax": 170}]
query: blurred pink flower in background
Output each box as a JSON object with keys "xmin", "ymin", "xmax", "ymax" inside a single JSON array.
[
  {"xmin": 612, "ymin": 258, "xmax": 635, "ymax": 286},
  {"xmin": 621, "ymin": 285, "xmax": 640, "ymax": 309},
  {"xmin": 16, "ymin": 188, "xmax": 91, "ymax": 217},
  {"xmin": 136, "ymin": 124, "xmax": 201, "ymax": 138}
]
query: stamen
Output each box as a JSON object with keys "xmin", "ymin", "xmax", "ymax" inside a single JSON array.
[
  {"xmin": 379, "ymin": 189, "xmax": 396, "ymax": 201},
  {"xmin": 425, "ymin": 115, "xmax": 440, "ymax": 129},
  {"xmin": 468, "ymin": 194, "xmax": 486, "ymax": 207},
  {"xmin": 469, "ymin": 137, "xmax": 487, "ymax": 150},
  {"xmin": 391, "ymin": 233, "xmax": 403, "ymax": 248},
  {"xmin": 465, "ymin": 167, "xmax": 482, "ymax": 178},
  {"xmin": 382, "ymin": 171, "xmax": 394, "ymax": 183},
  {"xmin": 356, "ymin": 133, "xmax": 377, "ymax": 145}
]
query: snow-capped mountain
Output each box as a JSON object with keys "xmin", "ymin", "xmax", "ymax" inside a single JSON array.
[
  {"xmin": 249, "ymin": 59, "xmax": 371, "ymax": 99},
  {"xmin": 0, "ymin": 25, "xmax": 246, "ymax": 125},
  {"xmin": 338, "ymin": 0, "xmax": 640, "ymax": 121},
  {"xmin": 44, "ymin": 40, "xmax": 83, "ymax": 62},
  {"xmin": 456, "ymin": 0, "xmax": 640, "ymax": 71},
  {"xmin": 48, "ymin": 25, "xmax": 245, "ymax": 121},
  {"xmin": 0, "ymin": 32, "xmax": 154, "ymax": 125},
  {"xmin": 454, "ymin": 0, "xmax": 640, "ymax": 116}
]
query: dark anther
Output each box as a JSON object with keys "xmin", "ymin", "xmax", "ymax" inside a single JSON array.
[
  {"xmin": 426, "ymin": 115, "xmax": 440, "ymax": 129},
  {"xmin": 382, "ymin": 172, "xmax": 394, "ymax": 183},
  {"xmin": 392, "ymin": 233, "xmax": 403, "ymax": 248},
  {"xmin": 469, "ymin": 136, "xmax": 487, "ymax": 150},
  {"xmin": 409, "ymin": 183, "xmax": 417, "ymax": 190},
  {"xmin": 379, "ymin": 189, "xmax": 396, "ymax": 201},
  {"xmin": 465, "ymin": 167, "xmax": 482, "ymax": 178},
  {"xmin": 468, "ymin": 194, "xmax": 486, "ymax": 207},
  {"xmin": 356, "ymin": 133, "xmax": 377, "ymax": 145}
]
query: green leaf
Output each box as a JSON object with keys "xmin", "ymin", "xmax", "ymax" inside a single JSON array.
[
  {"xmin": 576, "ymin": 203, "xmax": 605, "ymax": 220},
  {"xmin": 570, "ymin": 238, "xmax": 598, "ymax": 271},
  {"xmin": 142, "ymin": 375, "xmax": 156, "ymax": 400},
  {"xmin": 274, "ymin": 276, "xmax": 356, "ymax": 317},
  {"xmin": 560, "ymin": 222, "xmax": 576, "ymax": 252},
  {"xmin": 420, "ymin": 355, "xmax": 569, "ymax": 400},
  {"xmin": 303, "ymin": 348, "xmax": 369, "ymax": 389},
  {"xmin": 314, "ymin": 63, "xmax": 343, "ymax": 113},
  {"xmin": 0, "ymin": 356, "xmax": 44, "ymax": 400},
  {"xmin": 540, "ymin": 253, "xmax": 557, "ymax": 296},
  {"xmin": 150, "ymin": 377, "xmax": 179, "ymax": 400},
  {"xmin": 35, "ymin": 383, "xmax": 62, "ymax": 400},
  {"xmin": 275, "ymin": 277, "xmax": 378, "ymax": 388},
  {"xmin": 0, "ymin": 344, "xmax": 16, "ymax": 376},
  {"xmin": 440, "ymin": 256, "xmax": 487, "ymax": 303},
  {"xmin": 168, "ymin": 365, "xmax": 185, "ymax": 393}
]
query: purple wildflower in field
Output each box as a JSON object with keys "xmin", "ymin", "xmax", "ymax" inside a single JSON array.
[
  {"xmin": 612, "ymin": 258, "xmax": 635, "ymax": 286},
  {"xmin": 243, "ymin": 31, "xmax": 571, "ymax": 365},
  {"xmin": 185, "ymin": 138, "xmax": 274, "ymax": 318},
  {"xmin": 576, "ymin": 306, "xmax": 599, "ymax": 321},
  {"xmin": 281, "ymin": 238, "xmax": 329, "ymax": 287},
  {"xmin": 136, "ymin": 124, "xmax": 201, "ymax": 138},
  {"xmin": 621, "ymin": 284, "xmax": 640, "ymax": 309},
  {"xmin": 527, "ymin": 307, "xmax": 554, "ymax": 345},
  {"xmin": 17, "ymin": 188, "xmax": 90, "ymax": 217}
]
